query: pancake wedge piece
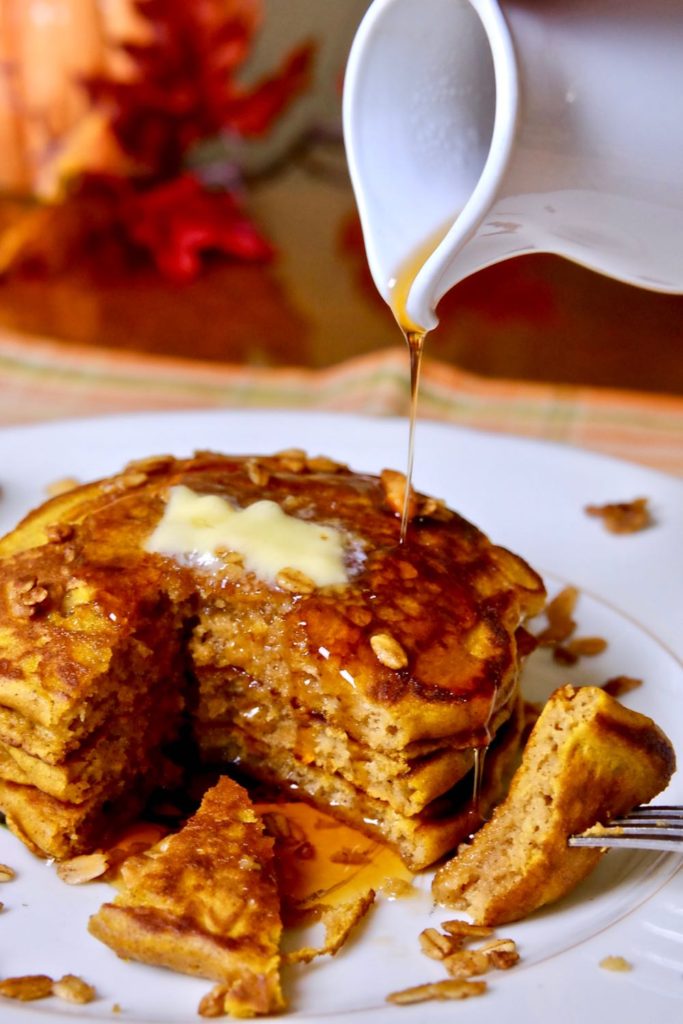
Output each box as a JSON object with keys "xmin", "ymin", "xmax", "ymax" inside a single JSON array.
[
  {"xmin": 432, "ymin": 685, "xmax": 676, "ymax": 925},
  {"xmin": 88, "ymin": 777, "xmax": 284, "ymax": 1018}
]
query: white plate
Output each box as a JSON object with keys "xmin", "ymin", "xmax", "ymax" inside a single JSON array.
[{"xmin": 0, "ymin": 410, "xmax": 681, "ymax": 1024}]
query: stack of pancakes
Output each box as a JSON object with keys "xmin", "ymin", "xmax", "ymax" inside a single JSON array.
[
  {"xmin": 0, "ymin": 451, "xmax": 545, "ymax": 869},
  {"xmin": 0, "ymin": 498, "xmax": 191, "ymax": 858}
]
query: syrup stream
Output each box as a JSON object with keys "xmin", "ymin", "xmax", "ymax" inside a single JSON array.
[
  {"xmin": 471, "ymin": 745, "xmax": 488, "ymax": 817},
  {"xmin": 388, "ymin": 223, "xmax": 450, "ymax": 543},
  {"xmin": 400, "ymin": 330, "xmax": 425, "ymax": 543},
  {"xmin": 389, "ymin": 223, "xmax": 492, "ymax": 815}
]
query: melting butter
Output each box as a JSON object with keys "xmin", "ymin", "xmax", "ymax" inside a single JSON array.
[{"xmin": 145, "ymin": 484, "xmax": 348, "ymax": 587}]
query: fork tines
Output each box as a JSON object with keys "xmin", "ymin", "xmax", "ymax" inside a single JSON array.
[{"xmin": 568, "ymin": 805, "xmax": 683, "ymax": 852}]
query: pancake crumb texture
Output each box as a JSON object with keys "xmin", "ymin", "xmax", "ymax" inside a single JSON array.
[
  {"xmin": 432, "ymin": 685, "xmax": 676, "ymax": 925},
  {"xmin": 88, "ymin": 777, "xmax": 284, "ymax": 1017},
  {"xmin": 0, "ymin": 451, "xmax": 545, "ymax": 870}
]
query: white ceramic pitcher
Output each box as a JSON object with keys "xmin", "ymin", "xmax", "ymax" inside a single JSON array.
[{"xmin": 343, "ymin": 0, "xmax": 683, "ymax": 332}]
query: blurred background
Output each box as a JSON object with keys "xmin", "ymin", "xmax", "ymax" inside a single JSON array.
[{"xmin": 0, "ymin": 0, "xmax": 680, "ymax": 393}]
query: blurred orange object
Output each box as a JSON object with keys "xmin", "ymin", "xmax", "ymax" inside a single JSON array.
[
  {"xmin": 0, "ymin": 1, "xmax": 315, "ymax": 282},
  {"xmin": 0, "ymin": 0, "xmax": 102, "ymax": 194},
  {"xmin": 0, "ymin": 0, "xmax": 148, "ymax": 196},
  {"xmin": 0, "ymin": 1, "xmax": 320, "ymax": 197}
]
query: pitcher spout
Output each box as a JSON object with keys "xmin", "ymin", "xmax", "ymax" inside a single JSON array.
[
  {"xmin": 343, "ymin": 0, "xmax": 518, "ymax": 332},
  {"xmin": 343, "ymin": 0, "xmax": 683, "ymax": 333}
]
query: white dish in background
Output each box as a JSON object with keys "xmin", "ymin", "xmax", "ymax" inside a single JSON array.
[{"xmin": 0, "ymin": 409, "xmax": 680, "ymax": 1024}]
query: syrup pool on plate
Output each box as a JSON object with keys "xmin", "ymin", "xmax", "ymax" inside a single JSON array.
[{"xmin": 254, "ymin": 801, "xmax": 415, "ymax": 919}]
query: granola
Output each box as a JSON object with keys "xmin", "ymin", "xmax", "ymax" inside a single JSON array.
[
  {"xmin": 52, "ymin": 975, "xmax": 96, "ymax": 1004},
  {"xmin": 0, "ymin": 975, "xmax": 54, "ymax": 1001},
  {"xmin": 370, "ymin": 632, "xmax": 408, "ymax": 669},
  {"xmin": 387, "ymin": 979, "xmax": 487, "ymax": 1005},
  {"xmin": 585, "ymin": 497, "xmax": 652, "ymax": 534}
]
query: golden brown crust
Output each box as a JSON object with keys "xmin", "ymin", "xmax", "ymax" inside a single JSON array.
[
  {"xmin": 432, "ymin": 685, "xmax": 676, "ymax": 924},
  {"xmin": 88, "ymin": 777, "xmax": 284, "ymax": 1016},
  {"xmin": 0, "ymin": 765, "xmax": 173, "ymax": 859},
  {"xmin": 0, "ymin": 452, "xmax": 544, "ymax": 735},
  {"xmin": 0, "ymin": 451, "xmax": 544, "ymax": 861}
]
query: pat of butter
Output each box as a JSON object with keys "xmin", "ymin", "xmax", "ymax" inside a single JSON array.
[{"xmin": 145, "ymin": 484, "xmax": 348, "ymax": 587}]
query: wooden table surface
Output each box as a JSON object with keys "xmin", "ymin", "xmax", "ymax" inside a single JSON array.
[{"xmin": 0, "ymin": 158, "xmax": 681, "ymax": 395}]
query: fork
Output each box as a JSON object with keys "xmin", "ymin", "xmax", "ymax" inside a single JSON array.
[{"xmin": 568, "ymin": 805, "xmax": 683, "ymax": 852}]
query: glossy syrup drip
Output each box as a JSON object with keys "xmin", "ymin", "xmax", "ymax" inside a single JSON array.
[
  {"xmin": 471, "ymin": 744, "xmax": 489, "ymax": 815},
  {"xmin": 468, "ymin": 688, "xmax": 498, "ymax": 835},
  {"xmin": 387, "ymin": 224, "xmax": 450, "ymax": 543},
  {"xmin": 456, "ymin": 744, "xmax": 491, "ymax": 841},
  {"xmin": 400, "ymin": 330, "xmax": 426, "ymax": 543}
]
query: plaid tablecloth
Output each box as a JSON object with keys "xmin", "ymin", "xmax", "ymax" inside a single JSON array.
[{"xmin": 1, "ymin": 328, "xmax": 681, "ymax": 477}]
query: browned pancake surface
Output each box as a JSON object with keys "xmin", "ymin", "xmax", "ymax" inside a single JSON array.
[
  {"xmin": 0, "ymin": 451, "xmax": 545, "ymax": 860},
  {"xmin": 432, "ymin": 685, "xmax": 676, "ymax": 924},
  {"xmin": 89, "ymin": 776, "xmax": 284, "ymax": 1017}
]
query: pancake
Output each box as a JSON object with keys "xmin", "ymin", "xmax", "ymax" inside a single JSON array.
[
  {"xmin": 89, "ymin": 776, "xmax": 284, "ymax": 1017},
  {"xmin": 431, "ymin": 685, "xmax": 676, "ymax": 924},
  {"xmin": 197, "ymin": 680, "xmax": 519, "ymax": 818},
  {"xmin": 0, "ymin": 450, "xmax": 545, "ymax": 865},
  {"xmin": 215, "ymin": 693, "xmax": 527, "ymax": 871}
]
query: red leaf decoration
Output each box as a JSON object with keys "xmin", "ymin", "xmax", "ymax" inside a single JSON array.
[
  {"xmin": 221, "ymin": 44, "xmax": 315, "ymax": 138},
  {"xmin": 123, "ymin": 174, "xmax": 274, "ymax": 283},
  {"xmin": 83, "ymin": 0, "xmax": 316, "ymax": 177},
  {"xmin": 3, "ymin": 0, "xmax": 316, "ymax": 283}
]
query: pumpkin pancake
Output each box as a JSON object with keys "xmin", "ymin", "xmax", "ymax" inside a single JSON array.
[
  {"xmin": 0, "ymin": 450, "xmax": 545, "ymax": 865},
  {"xmin": 432, "ymin": 685, "xmax": 676, "ymax": 924},
  {"xmin": 89, "ymin": 776, "xmax": 284, "ymax": 1018}
]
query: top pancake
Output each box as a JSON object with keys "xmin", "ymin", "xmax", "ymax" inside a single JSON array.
[{"xmin": 0, "ymin": 450, "xmax": 545, "ymax": 752}]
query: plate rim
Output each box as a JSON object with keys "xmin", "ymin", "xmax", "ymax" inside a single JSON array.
[{"xmin": 1, "ymin": 406, "xmax": 681, "ymax": 486}]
